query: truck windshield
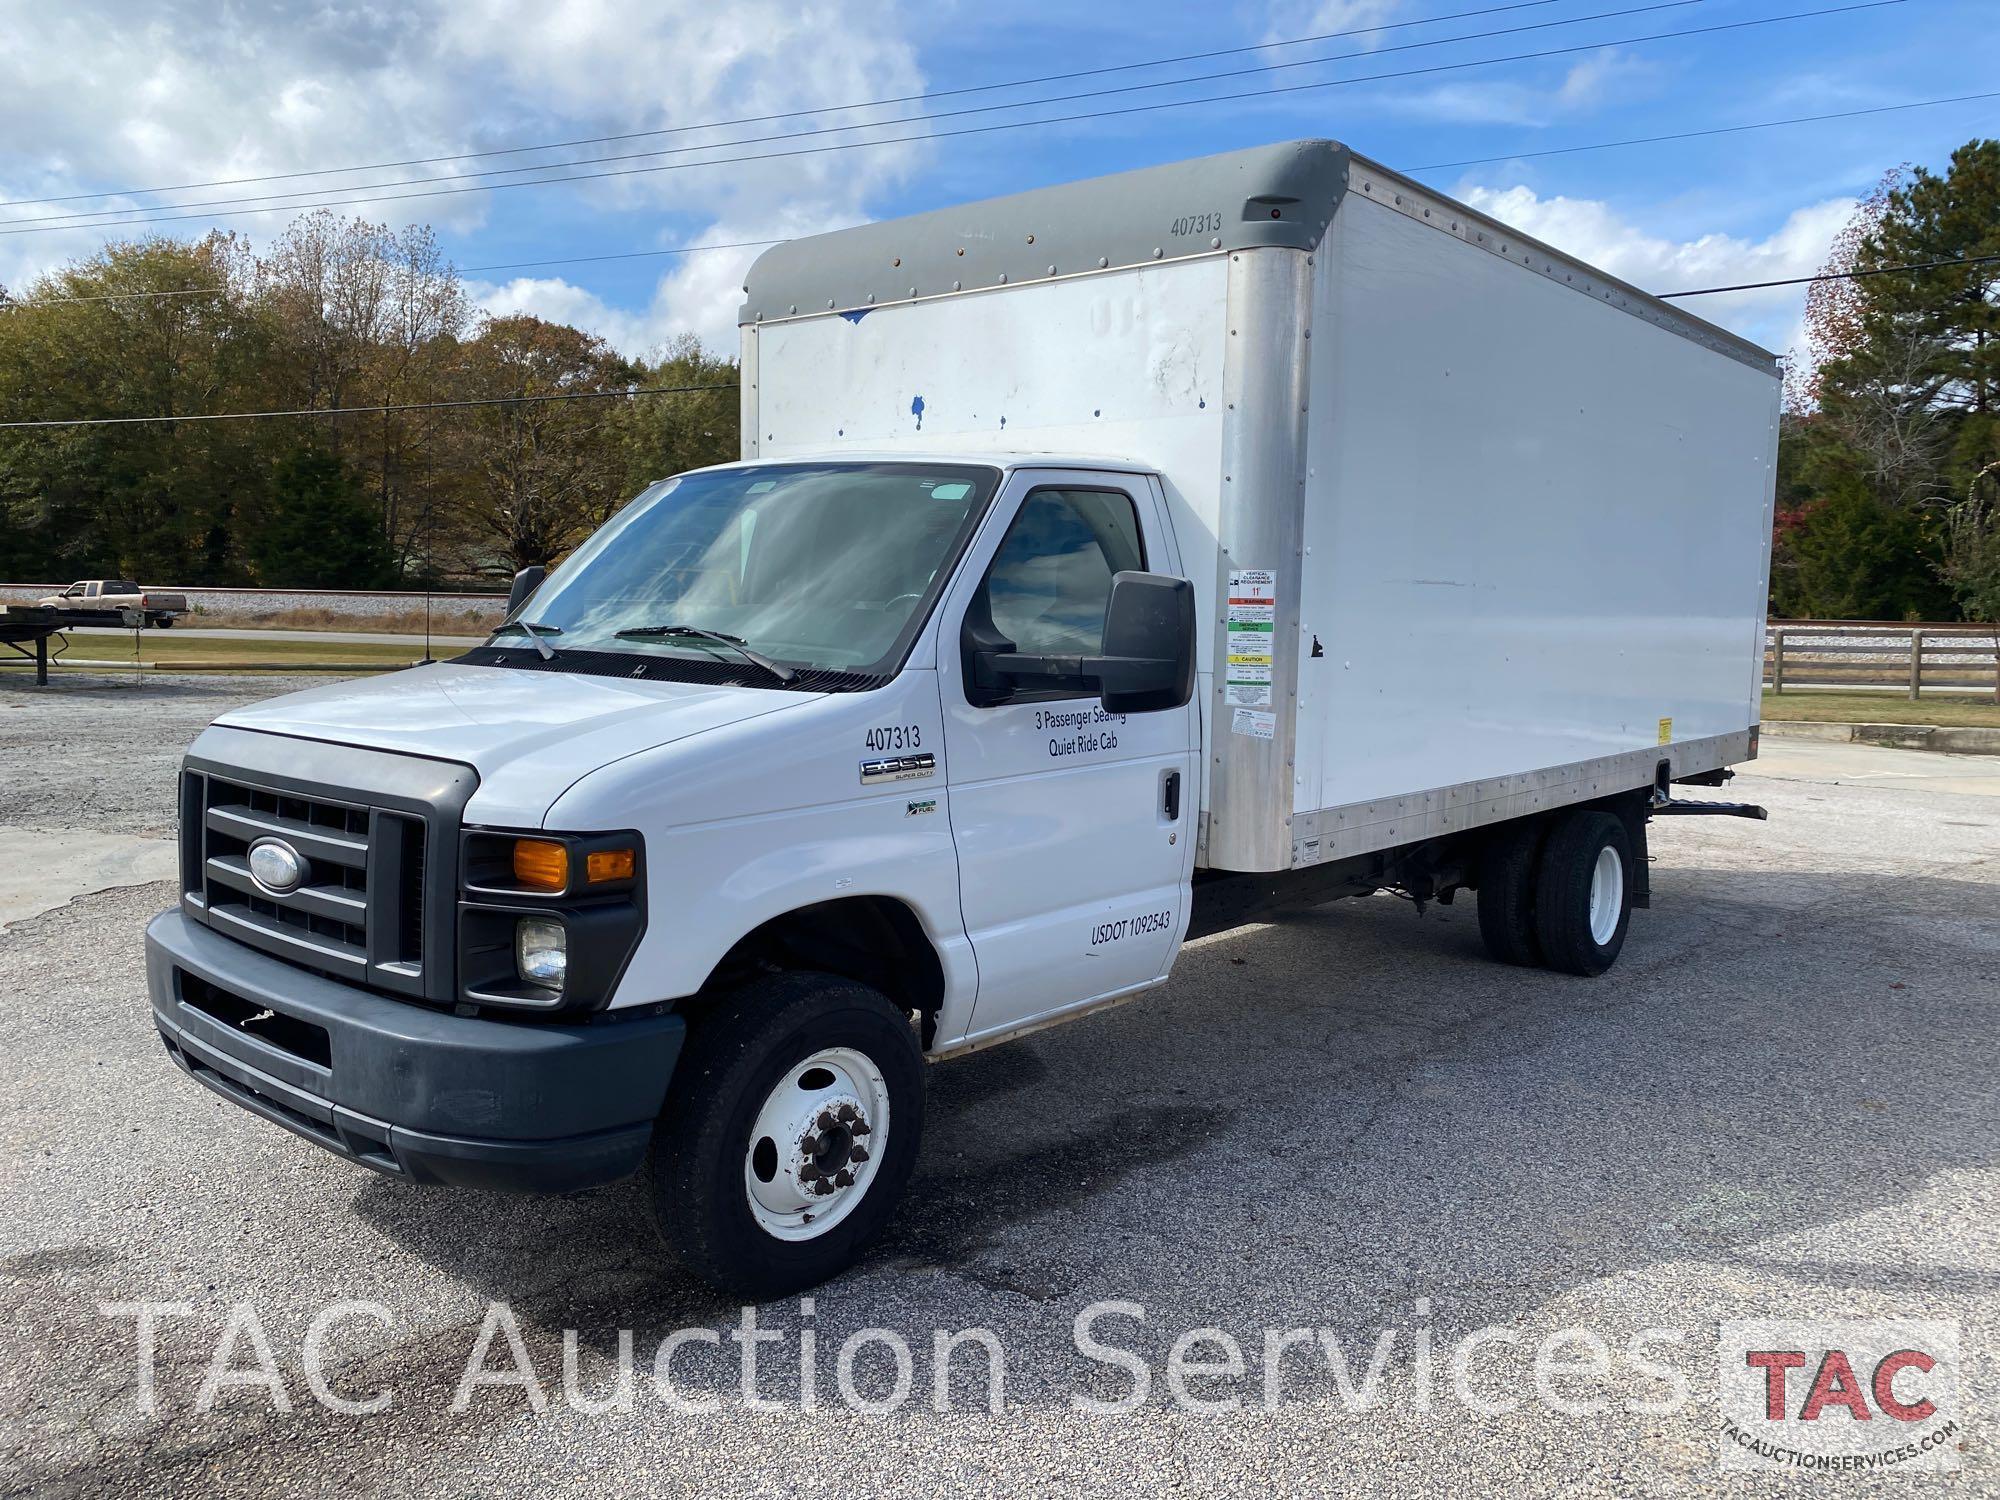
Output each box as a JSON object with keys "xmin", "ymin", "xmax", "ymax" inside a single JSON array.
[{"xmin": 497, "ymin": 462, "xmax": 998, "ymax": 681}]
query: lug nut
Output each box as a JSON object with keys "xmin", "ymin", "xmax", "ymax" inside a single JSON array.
[
  {"xmin": 818, "ymin": 1111, "xmax": 838, "ymax": 1131},
  {"xmin": 848, "ymin": 1146, "xmax": 869, "ymax": 1163},
  {"xmin": 834, "ymin": 1169, "xmax": 855, "ymax": 1188}
]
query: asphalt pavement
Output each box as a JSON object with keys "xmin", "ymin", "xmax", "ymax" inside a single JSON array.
[{"xmin": 1, "ymin": 675, "xmax": 1994, "ymax": 1497}]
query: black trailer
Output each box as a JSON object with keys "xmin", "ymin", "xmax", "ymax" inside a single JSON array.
[{"xmin": 0, "ymin": 606, "xmax": 62, "ymax": 686}]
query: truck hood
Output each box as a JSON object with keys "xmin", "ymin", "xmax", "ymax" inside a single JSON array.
[{"xmin": 213, "ymin": 660, "xmax": 819, "ymax": 826}]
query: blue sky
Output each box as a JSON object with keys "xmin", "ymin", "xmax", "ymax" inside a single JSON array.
[{"xmin": 1, "ymin": 0, "xmax": 1993, "ymax": 366}]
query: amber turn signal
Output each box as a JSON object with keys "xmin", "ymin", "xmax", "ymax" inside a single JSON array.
[
  {"xmin": 586, "ymin": 848, "xmax": 635, "ymax": 883},
  {"xmin": 511, "ymin": 838, "xmax": 569, "ymax": 892}
]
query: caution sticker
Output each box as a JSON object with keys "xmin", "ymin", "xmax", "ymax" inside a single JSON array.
[
  {"xmin": 1226, "ymin": 567, "xmax": 1277, "ymax": 708},
  {"xmin": 1657, "ymin": 716, "xmax": 1673, "ymax": 746}
]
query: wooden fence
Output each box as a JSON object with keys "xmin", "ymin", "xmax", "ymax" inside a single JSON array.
[{"xmin": 1765, "ymin": 621, "xmax": 2000, "ymax": 700}]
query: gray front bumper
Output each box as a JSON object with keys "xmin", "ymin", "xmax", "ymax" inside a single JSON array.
[{"xmin": 147, "ymin": 909, "xmax": 684, "ymax": 1193}]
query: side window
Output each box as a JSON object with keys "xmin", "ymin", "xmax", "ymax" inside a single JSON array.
[{"xmin": 979, "ymin": 486, "xmax": 1145, "ymax": 662}]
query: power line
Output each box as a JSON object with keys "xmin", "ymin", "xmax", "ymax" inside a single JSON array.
[
  {"xmin": 1659, "ymin": 252, "xmax": 2000, "ymax": 298},
  {"xmin": 11, "ymin": 82, "xmax": 1984, "ymax": 308},
  {"xmin": 1405, "ymin": 88, "xmax": 2000, "ymax": 171},
  {"xmin": 461, "ymin": 237, "xmax": 784, "ymax": 275},
  {"xmin": 6, "ymin": 237, "xmax": 791, "ymax": 308},
  {"xmin": 0, "ymin": 0, "xmax": 1902, "ymax": 240},
  {"xmin": 1, "ymin": 0, "xmax": 1567, "ymax": 212},
  {"xmin": 0, "ymin": 381, "xmax": 737, "ymax": 430},
  {"xmin": 3, "ymin": 75, "xmax": 1984, "ymax": 314},
  {"xmin": 3, "ymin": 284, "xmax": 227, "ymax": 307},
  {"xmin": 3, "ymin": 0, "xmax": 1706, "ymax": 232},
  {"xmin": 7, "ymin": 255, "xmax": 1995, "ymax": 430}
]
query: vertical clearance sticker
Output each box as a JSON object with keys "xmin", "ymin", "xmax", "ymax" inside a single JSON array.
[{"xmin": 1225, "ymin": 567, "xmax": 1277, "ymax": 709}]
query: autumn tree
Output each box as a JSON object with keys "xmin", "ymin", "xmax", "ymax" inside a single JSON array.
[
  {"xmin": 445, "ymin": 315, "xmax": 639, "ymax": 574},
  {"xmin": 613, "ymin": 332, "xmax": 739, "ymax": 491}
]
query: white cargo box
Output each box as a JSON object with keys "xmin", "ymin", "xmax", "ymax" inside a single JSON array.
[{"xmin": 741, "ymin": 140, "xmax": 1779, "ymax": 872}]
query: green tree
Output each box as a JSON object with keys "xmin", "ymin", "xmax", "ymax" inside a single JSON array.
[
  {"xmin": 0, "ymin": 234, "xmax": 271, "ymax": 581},
  {"xmin": 251, "ymin": 449, "xmax": 395, "ymax": 587},
  {"xmin": 1783, "ymin": 463, "xmax": 1953, "ymax": 620},
  {"xmin": 1787, "ymin": 137, "xmax": 2000, "ymax": 619}
]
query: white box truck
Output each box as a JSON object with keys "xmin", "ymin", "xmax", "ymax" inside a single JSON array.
[{"xmin": 147, "ymin": 140, "xmax": 1776, "ymax": 1295}]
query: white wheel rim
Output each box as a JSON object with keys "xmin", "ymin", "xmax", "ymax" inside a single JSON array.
[
  {"xmin": 743, "ymin": 1045, "xmax": 890, "ymax": 1242},
  {"xmin": 1587, "ymin": 844, "xmax": 1624, "ymax": 946}
]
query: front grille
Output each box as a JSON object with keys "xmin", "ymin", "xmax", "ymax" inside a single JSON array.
[{"xmin": 183, "ymin": 769, "xmax": 430, "ymax": 999}]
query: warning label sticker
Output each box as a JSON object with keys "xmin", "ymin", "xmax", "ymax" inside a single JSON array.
[
  {"xmin": 1231, "ymin": 707, "xmax": 1276, "ymax": 740},
  {"xmin": 1225, "ymin": 567, "xmax": 1277, "ymax": 708}
]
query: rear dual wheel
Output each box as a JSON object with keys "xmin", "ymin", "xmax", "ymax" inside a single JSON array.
[{"xmin": 1477, "ymin": 809, "xmax": 1633, "ymax": 977}]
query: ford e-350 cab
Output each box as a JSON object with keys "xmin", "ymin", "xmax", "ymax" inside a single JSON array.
[
  {"xmin": 148, "ymin": 140, "xmax": 1776, "ymax": 1295},
  {"xmin": 150, "ymin": 455, "xmax": 1209, "ymax": 1292}
]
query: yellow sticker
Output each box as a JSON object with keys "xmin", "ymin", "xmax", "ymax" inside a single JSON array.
[{"xmin": 1657, "ymin": 716, "xmax": 1673, "ymax": 745}]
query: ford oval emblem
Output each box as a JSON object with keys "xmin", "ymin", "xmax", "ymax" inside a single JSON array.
[{"xmin": 247, "ymin": 838, "xmax": 308, "ymax": 896}]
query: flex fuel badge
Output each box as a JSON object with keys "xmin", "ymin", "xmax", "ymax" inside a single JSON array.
[{"xmin": 1225, "ymin": 567, "xmax": 1276, "ymax": 711}]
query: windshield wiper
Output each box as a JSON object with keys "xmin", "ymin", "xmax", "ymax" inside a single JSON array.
[
  {"xmin": 491, "ymin": 620, "xmax": 561, "ymax": 661},
  {"xmin": 613, "ymin": 624, "xmax": 796, "ymax": 684}
]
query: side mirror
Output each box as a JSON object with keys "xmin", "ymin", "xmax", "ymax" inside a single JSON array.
[
  {"xmin": 963, "ymin": 570, "xmax": 1195, "ymax": 713},
  {"xmin": 1096, "ymin": 571, "xmax": 1196, "ymax": 714},
  {"xmin": 507, "ymin": 564, "xmax": 547, "ymax": 615}
]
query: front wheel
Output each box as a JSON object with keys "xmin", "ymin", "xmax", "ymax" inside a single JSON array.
[{"xmin": 645, "ymin": 972, "xmax": 924, "ymax": 1298}]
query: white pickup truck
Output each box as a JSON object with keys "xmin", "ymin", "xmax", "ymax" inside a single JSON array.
[
  {"xmin": 147, "ymin": 140, "xmax": 1776, "ymax": 1296},
  {"xmin": 37, "ymin": 579, "xmax": 188, "ymax": 627}
]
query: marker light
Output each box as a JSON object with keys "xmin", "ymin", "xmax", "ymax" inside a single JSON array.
[
  {"xmin": 515, "ymin": 918, "xmax": 567, "ymax": 990},
  {"xmin": 512, "ymin": 838, "xmax": 568, "ymax": 892},
  {"xmin": 586, "ymin": 848, "xmax": 635, "ymax": 884}
]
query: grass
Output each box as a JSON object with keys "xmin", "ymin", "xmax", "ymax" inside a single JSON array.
[
  {"xmin": 213, "ymin": 605, "xmax": 501, "ymax": 635},
  {"xmin": 1764, "ymin": 689, "xmax": 2000, "ymax": 729},
  {"xmin": 0, "ymin": 632, "xmax": 429, "ymax": 672}
]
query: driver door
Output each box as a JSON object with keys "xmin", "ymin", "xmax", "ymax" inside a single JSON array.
[{"xmin": 937, "ymin": 469, "xmax": 1198, "ymax": 1044}]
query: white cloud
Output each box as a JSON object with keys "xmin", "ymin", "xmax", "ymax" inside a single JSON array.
[
  {"xmin": 1361, "ymin": 49, "xmax": 1655, "ymax": 128},
  {"xmin": 1456, "ymin": 183, "xmax": 1858, "ymax": 356},
  {"xmin": 0, "ymin": 1, "xmax": 925, "ymax": 304},
  {"xmin": 472, "ymin": 206, "xmax": 865, "ymax": 359},
  {"xmin": 1260, "ymin": 0, "xmax": 1407, "ymax": 48}
]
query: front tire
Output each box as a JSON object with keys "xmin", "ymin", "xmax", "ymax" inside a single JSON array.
[
  {"xmin": 1531, "ymin": 811, "xmax": 1634, "ymax": 977},
  {"xmin": 646, "ymin": 972, "xmax": 924, "ymax": 1298}
]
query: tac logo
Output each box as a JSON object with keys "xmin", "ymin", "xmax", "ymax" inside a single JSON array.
[{"xmin": 1718, "ymin": 1320, "xmax": 1962, "ymax": 1473}]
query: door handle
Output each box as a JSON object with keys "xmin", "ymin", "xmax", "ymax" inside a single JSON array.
[{"xmin": 1162, "ymin": 770, "xmax": 1182, "ymax": 822}]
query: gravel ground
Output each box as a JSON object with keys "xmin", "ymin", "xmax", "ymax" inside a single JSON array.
[
  {"xmin": 0, "ymin": 676, "xmax": 1995, "ymax": 1497},
  {"xmin": 0, "ymin": 675, "xmax": 332, "ymax": 838}
]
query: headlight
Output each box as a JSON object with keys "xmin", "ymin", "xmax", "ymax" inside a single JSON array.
[{"xmin": 515, "ymin": 917, "xmax": 567, "ymax": 990}]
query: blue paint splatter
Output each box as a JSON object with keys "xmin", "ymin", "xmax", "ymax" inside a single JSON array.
[
  {"xmin": 999, "ymin": 414, "xmax": 1007, "ymax": 429},
  {"xmin": 1198, "ymin": 397, "xmax": 1207, "ymax": 409},
  {"xmin": 910, "ymin": 394, "xmax": 925, "ymax": 430},
  {"xmin": 839, "ymin": 308, "xmax": 872, "ymax": 325}
]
